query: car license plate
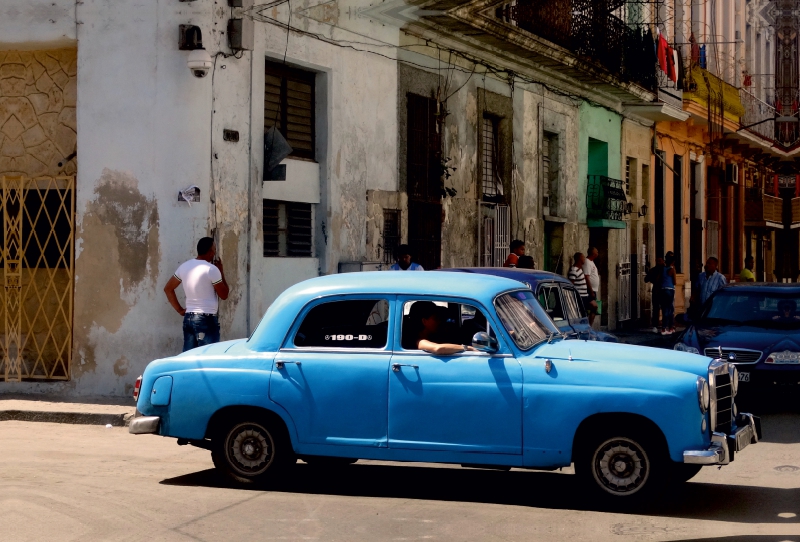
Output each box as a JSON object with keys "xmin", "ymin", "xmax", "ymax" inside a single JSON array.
[{"xmin": 738, "ymin": 372, "xmax": 750, "ymax": 382}]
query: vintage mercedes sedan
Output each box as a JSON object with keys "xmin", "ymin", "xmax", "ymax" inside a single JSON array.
[{"xmin": 131, "ymin": 272, "xmax": 760, "ymax": 498}]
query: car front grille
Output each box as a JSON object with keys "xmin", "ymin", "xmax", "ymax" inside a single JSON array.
[
  {"xmin": 704, "ymin": 347, "xmax": 762, "ymax": 364},
  {"xmin": 714, "ymin": 372, "xmax": 733, "ymax": 435}
]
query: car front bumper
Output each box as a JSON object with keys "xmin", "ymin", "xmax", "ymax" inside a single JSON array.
[
  {"xmin": 129, "ymin": 415, "xmax": 160, "ymax": 434},
  {"xmin": 683, "ymin": 413, "xmax": 761, "ymax": 465}
]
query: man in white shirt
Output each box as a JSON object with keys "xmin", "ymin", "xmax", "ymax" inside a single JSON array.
[
  {"xmin": 582, "ymin": 247, "xmax": 600, "ymax": 326},
  {"xmin": 164, "ymin": 237, "xmax": 230, "ymax": 351}
]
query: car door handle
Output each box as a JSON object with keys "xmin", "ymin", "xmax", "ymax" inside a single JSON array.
[
  {"xmin": 275, "ymin": 360, "xmax": 302, "ymax": 370},
  {"xmin": 392, "ymin": 363, "xmax": 419, "ymax": 372}
]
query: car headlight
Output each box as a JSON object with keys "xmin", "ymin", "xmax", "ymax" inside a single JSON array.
[
  {"xmin": 729, "ymin": 364, "xmax": 738, "ymax": 396},
  {"xmin": 696, "ymin": 376, "xmax": 710, "ymax": 413},
  {"xmin": 674, "ymin": 342, "xmax": 700, "ymax": 354}
]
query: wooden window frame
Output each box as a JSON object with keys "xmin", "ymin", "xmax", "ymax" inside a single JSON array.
[
  {"xmin": 265, "ymin": 59, "xmax": 316, "ymax": 161},
  {"xmin": 262, "ymin": 199, "xmax": 314, "ymax": 258}
]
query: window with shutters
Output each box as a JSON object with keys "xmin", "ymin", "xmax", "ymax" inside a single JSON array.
[
  {"xmin": 264, "ymin": 60, "xmax": 315, "ymax": 160},
  {"xmin": 263, "ymin": 199, "xmax": 313, "ymax": 257}
]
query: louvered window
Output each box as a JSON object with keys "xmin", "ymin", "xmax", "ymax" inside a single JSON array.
[
  {"xmin": 264, "ymin": 60, "xmax": 315, "ymax": 160},
  {"xmin": 263, "ymin": 199, "xmax": 313, "ymax": 257}
]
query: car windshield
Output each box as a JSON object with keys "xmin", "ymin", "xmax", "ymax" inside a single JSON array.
[
  {"xmin": 702, "ymin": 291, "xmax": 800, "ymax": 328},
  {"xmin": 494, "ymin": 290, "xmax": 560, "ymax": 350}
]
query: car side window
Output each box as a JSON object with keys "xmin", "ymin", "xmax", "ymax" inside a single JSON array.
[
  {"xmin": 562, "ymin": 286, "xmax": 587, "ymax": 320},
  {"xmin": 401, "ymin": 300, "xmax": 492, "ymax": 350},
  {"xmin": 293, "ymin": 299, "xmax": 389, "ymax": 348},
  {"xmin": 537, "ymin": 284, "xmax": 566, "ymax": 322}
]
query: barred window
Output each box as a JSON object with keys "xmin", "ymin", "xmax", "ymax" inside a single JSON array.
[
  {"xmin": 264, "ymin": 60, "xmax": 315, "ymax": 160},
  {"xmin": 263, "ymin": 200, "xmax": 313, "ymax": 257},
  {"xmin": 382, "ymin": 209, "xmax": 400, "ymax": 264},
  {"xmin": 481, "ymin": 115, "xmax": 503, "ymax": 198}
]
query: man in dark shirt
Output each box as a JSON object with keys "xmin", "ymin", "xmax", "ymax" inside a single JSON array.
[{"xmin": 645, "ymin": 256, "xmax": 665, "ymax": 332}]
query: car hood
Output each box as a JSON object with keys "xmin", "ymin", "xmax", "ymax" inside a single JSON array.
[
  {"xmin": 533, "ymin": 339, "xmax": 710, "ymax": 377},
  {"xmin": 686, "ymin": 324, "xmax": 800, "ymax": 354}
]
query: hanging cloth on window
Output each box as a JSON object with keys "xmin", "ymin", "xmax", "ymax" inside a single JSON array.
[
  {"xmin": 690, "ymin": 33, "xmax": 700, "ymax": 65},
  {"xmin": 665, "ymin": 45, "xmax": 677, "ymax": 82},
  {"xmin": 699, "ymin": 45, "xmax": 707, "ymax": 69},
  {"xmin": 657, "ymin": 33, "xmax": 669, "ymax": 73},
  {"xmin": 670, "ymin": 47, "xmax": 679, "ymax": 82},
  {"xmin": 676, "ymin": 47, "xmax": 685, "ymax": 89}
]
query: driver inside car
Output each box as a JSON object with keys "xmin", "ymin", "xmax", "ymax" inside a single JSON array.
[{"xmin": 407, "ymin": 301, "xmax": 476, "ymax": 355}]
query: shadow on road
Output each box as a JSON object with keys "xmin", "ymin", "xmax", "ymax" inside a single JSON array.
[
  {"xmin": 162, "ymin": 462, "xmax": 800, "ymax": 524},
  {"xmin": 680, "ymin": 538, "xmax": 800, "ymax": 542}
]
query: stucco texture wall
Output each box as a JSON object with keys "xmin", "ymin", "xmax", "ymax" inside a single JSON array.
[{"xmin": 0, "ymin": 49, "xmax": 77, "ymax": 177}]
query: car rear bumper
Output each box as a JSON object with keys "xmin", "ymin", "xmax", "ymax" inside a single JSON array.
[
  {"xmin": 129, "ymin": 415, "xmax": 160, "ymax": 434},
  {"xmin": 683, "ymin": 413, "xmax": 761, "ymax": 465}
]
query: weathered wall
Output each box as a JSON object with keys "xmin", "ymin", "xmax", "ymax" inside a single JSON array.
[{"xmin": 0, "ymin": 49, "xmax": 77, "ymax": 177}]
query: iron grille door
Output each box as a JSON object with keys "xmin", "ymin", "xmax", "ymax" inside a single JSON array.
[
  {"xmin": 2, "ymin": 176, "xmax": 75, "ymax": 382},
  {"xmin": 493, "ymin": 205, "xmax": 510, "ymax": 267},
  {"xmin": 618, "ymin": 225, "xmax": 631, "ymax": 322}
]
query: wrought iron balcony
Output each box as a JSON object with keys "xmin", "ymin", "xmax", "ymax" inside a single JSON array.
[
  {"xmin": 740, "ymin": 89, "xmax": 776, "ymax": 142},
  {"xmin": 587, "ymin": 175, "xmax": 626, "ymax": 223},
  {"xmin": 501, "ymin": 0, "xmax": 657, "ymax": 91},
  {"xmin": 793, "ymin": 197, "xmax": 800, "ymax": 226},
  {"xmin": 744, "ymin": 192, "xmax": 782, "ymax": 227}
]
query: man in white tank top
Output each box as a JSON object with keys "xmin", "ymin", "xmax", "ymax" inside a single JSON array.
[{"xmin": 163, "ymin": 237, "xmax": 230, "ymax": 351}]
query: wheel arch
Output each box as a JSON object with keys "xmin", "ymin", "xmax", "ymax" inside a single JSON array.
[
  {"xmin": 205, "ymin": 405, "xmax": 293, "ymax": 446},
  {"xmin": 571, "ymin": 412, "xmax": 670, "ymax": 463}
]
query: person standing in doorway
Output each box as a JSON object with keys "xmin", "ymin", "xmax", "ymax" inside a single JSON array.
[
  {"xmin": 645, "ymin": 256, "xmax": 665, "ymax": 332},
  {"xmin": 582, "ymin": 247, "xmax": 600, "ymax": 326},
  {"xmin": 504, "ymin": 240, "xmax": 526, "ymax": 268},
  {"xmin": 697, "ymin": 257, "xmax": 727, "ymax": 304},
  {"xmin": 661, "ymin": 252, "xmax": 677, "ymax": 335},
  {"xmin": 569, "ymin": 252, "xmax": 596, "ymax": 315},
  {"xmin": 390, "ymin": 245, "xmax": 424, "ymax": 271},
  {"xmin": 739, "ymin": 256, "xmax": 756, "ymax": 282},
  {"xmin": 164, "ymin": 237, "xmax": 229, "ymax": 352}
]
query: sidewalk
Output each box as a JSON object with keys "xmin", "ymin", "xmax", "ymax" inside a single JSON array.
[{"xmin": 0, "ymin": 393, "xmax": 136, "ymax": 427}]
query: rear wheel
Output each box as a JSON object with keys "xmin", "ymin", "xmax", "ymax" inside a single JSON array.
[
  {"xmin": 212, "ymin": 418, "xmax": 295, "ymax": 484},
  {"xmin": 576, "ymin": 430, "xmax": 665, "ymax": 499}
]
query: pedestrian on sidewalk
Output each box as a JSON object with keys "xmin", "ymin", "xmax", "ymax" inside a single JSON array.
[
  {"xmin": 696, "ymin": 256, "xmax": 727, "ymax": 304},
  {"xmin": 390, "ymin": 245, "xmax": 424, "ymax": 271},
  {"xmin": 504, "ymin": 240, "xmax": 526, "ymax": 268},
  {"xmin": 645, "ymin": 256, "xmax": 665, "ymax": 332},
  {"xmin": 661, "ymin": 252, "xmax": 677, "ymax": 335},
  {"xmin": 569, "ymin": 252, "xmax": 597, "ymax": 315},
  {"xmin": 582, "ymin": 247, "xmax": 600, "ymax": 326},
  {"xmin": 163, "ymin": 237, "xmax": 229, "ymax": 352},
  {"xmin": 740, "ymin": 256, "xmax": 756, "ymax": 282}
]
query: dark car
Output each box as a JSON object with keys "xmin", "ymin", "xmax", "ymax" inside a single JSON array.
[
  {"xmin": 674, "ymin": 282, "xmax": 800, "ymax": 395},
  {"xmin": 437, "ymin": 268, "xmax": 618, "ymax": 342}
]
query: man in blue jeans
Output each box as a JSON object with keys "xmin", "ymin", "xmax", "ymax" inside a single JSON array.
[{"xmin": 163, "ymin": 237, "xmax": 230, "ymax": 351}]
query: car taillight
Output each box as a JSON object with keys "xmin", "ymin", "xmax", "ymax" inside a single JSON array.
[{"xmin": 133, "ymin": 375, "xmax": 142, "ymax": 401}]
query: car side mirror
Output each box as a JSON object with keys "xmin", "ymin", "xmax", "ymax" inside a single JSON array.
[{"xmin": 472, "ymin": 332, "xmax": 498, "ymax": 354}]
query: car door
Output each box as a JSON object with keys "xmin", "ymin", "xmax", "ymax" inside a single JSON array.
[
  {"xmin": 536, "ymin": 283, "xmax": 574, "ymax": 334},
  {"xmin": 268, "ymin": 296, "xmax": 393, "ymax": 447},
  {"xmin": 561, "ymin": 284, "xmax": 593, "ymax": 337},
  {"xmin": 387, "ymin": 297, "xmax": 522, "ymax": 455}
]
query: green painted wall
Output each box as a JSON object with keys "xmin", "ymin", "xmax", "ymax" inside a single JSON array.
[{"xmin": 578, "ymin": 102, "xmax": 622, "ymax": 223}]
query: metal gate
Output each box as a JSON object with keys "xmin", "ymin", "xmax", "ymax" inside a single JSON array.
[
  {"xmin": 618, "ymin": 224, "xmax": 632, "ymax": 322},
  {"xmin": 1, "ymin": 176, "xmax": 75, "ymax": 382},
  {"xmin": 481, "ymin": 204, "xmax": 509, "ymax": 267}
]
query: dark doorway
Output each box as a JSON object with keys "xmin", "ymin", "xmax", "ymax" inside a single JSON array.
[
  {"xmin": 654, "ymin": 151, "xmax": 665, "ymax": 260},
  {"xmin": 406, "ymin": 93, "xmax": 442, "ymax": 270},
  {"xmin": 689, "ymin": 161, "xmax": 702, "ymax": 284},
  {"xmin": 588, "ymin": 227, "xmax": 609, "ymax": 327},
  {"xmin": 672, "ymin": 155, "xmax": 683, "ymax": 273}
]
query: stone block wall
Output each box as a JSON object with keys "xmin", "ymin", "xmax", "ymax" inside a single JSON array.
[{"xmin": 0, "ymin": 49, "xmax": 77, "ymax": 177}]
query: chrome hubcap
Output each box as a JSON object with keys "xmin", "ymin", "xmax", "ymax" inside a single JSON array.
[
  {"xmin": 227, "ymin": 423, "xmax": 273, "ymax": 476},
  {"xmin": 593, "ymin": 438, "xmax": 649, "ymax": 495}
]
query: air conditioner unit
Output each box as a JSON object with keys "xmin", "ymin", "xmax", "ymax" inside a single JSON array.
[{"xmin": 725, "ymin": 163, "xmax": 739, "ymax": 184}]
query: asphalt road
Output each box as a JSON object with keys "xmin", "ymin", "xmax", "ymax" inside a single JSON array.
[{"xmin": 2, "ymin": 409, "xmax": 800, "ymax": 542}]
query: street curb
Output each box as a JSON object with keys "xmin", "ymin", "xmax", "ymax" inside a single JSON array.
[{"xmin": 0, "ymin": 410, "xmax": 134, "ymax": 427}]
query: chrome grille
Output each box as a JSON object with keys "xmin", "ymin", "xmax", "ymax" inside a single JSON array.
[
  {"xmin": 709, "ymin": 360, "xmax": 733, "ymax": 435},
  {"xmin": 704, "ymin": 348, "xmax": 762, "ymax": 364}
]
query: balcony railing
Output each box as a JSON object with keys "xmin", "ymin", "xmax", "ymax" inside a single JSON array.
[
  {"xmin": 740, "ymin": 89, "xmax": 776, "ymax": 142},
  {"xmin": 587, "ymin": 175, "xmax": 626, "ymax": 222},
  {"xmin": 793, "ymin": 197, "xmax": 800, "ymax": 225},
  {"xmin": 744, "ymin": 193, "xmax": 782, "ymax": 224},
  {"xmin": 503, "ymin": 0, "xmax": 657, "ymax": 91}
]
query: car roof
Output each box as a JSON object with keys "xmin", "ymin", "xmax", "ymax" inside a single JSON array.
[
  {"xmin": 719, "ymin": 282, "xmax": 800, "ymax": 293},
  {"xmin": 438, "ymin": 267, "xmax": 571, "ymax": 286}
]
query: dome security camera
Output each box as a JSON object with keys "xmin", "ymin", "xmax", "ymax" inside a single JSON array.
[{"xmin": 187, "ymin": 49, "xmax": 213, "ymax": 78}]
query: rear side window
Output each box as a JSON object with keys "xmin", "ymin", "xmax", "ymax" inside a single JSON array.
[
  {"xmin": 562, "ymin": 287, "xmax": 586, "ymax": 320},
  {"xmin": 537, "ymin": 284, "xmax": 566, "ymax": 321},
  {"xmin": 294, "ymin": 299, "xmax": 389, "ymax": 348}
]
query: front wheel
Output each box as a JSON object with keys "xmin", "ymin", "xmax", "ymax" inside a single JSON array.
[
  {"xmin": 212, "ymin": 418, "xmax": 295, "ymax": 484},
  {"xmin": 576, "ymin": 433, "xmax": 664, "ymax": 499}
]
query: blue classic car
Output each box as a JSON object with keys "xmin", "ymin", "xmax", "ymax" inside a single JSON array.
[
  {"xmin": 674, "ymin": 283, "xmax": 800, "ymax": 396},
  {"xmin": 437, "ymin": 268, "xmax": 618, "ymax": 342},
  {"xmin": 131, "ymin": 272, "xmax": 759, "ymax": 499}
]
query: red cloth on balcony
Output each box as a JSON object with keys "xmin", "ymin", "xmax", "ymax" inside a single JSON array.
[
  {"xmin": 690, "ymin": 33, "xmax": 700, "ymax": 64},
  {"xmin": 657, "ymin": 34, "xmax": 668, "ymax": 73},
  {"xmin": 665, "ymin": 45, "xmax": 677, "ymax": 82}
]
